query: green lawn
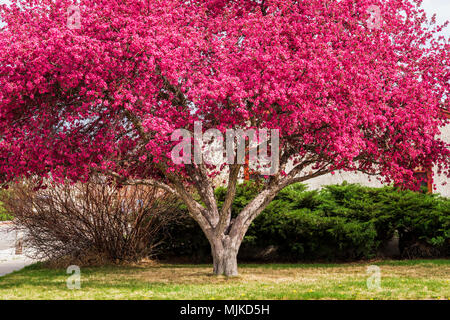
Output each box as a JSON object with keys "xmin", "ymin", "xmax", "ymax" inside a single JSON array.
[{"xmin": 0, "ymin": 260, "xmax": 449, "ymax": 300}]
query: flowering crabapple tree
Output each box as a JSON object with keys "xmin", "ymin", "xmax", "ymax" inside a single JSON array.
[{"xmin": 0, "ymin": 0, "xmax": 449, "ymax": 276}]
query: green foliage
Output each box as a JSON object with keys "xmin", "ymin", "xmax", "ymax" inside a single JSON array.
[
  {"xmin": 244, "ymin": 183, "xmax": 380, "ymax": 260},
  {"xmin": 159, "ymin": 182, "xmax": 450, "ymax": 261},
  {"xmin": 158, "ymin": 201, "xmax": 211, "ymax": 260},
  {"xmin": 0, "ymin": 190, "xmax": 13, "ymax": 221},
  {"xmin": 215, "ymin": 181, "xmax": 263, "ymax": 216}
]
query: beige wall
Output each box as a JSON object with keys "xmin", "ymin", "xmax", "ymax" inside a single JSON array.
[{"xmin": 304, "ymin": 171, "xmax": 384, "ymax": 190}]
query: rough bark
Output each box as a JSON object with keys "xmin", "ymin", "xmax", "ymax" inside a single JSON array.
[{"xmin": 210, "ymin": 236, "xmax": 239, "ymax": 276}]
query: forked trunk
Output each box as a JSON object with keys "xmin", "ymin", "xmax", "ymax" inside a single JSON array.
[{"xmin": 198, "ymin": 181, "xmax": 280, "ymax": 277}]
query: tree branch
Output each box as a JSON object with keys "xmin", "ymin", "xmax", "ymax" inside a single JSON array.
[
  {"xmin": 105, "ymin": 171, "xmax": 179, "ymax": 196},
  {"xmin": 216, "ymin": 164, "xmax": 241, "ymax": 235}
]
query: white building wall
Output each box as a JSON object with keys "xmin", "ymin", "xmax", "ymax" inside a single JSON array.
[{"xmin": 433, "ymin": 123, "xmax": 450, "ymax": 197}]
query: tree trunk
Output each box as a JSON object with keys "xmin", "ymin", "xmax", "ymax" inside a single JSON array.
[{"xmin": 211, "ymin": 238, "xmax": 239, "ymax": 276}]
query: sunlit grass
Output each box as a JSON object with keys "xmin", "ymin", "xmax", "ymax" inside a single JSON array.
[{"xmin": 0, "ymin": 260, "xmax": 448, "ymax": 300}]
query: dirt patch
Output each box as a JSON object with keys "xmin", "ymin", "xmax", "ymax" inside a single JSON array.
[{"xmin": 132, "ymin": 263, "xmax": 450, "ymax": 285}]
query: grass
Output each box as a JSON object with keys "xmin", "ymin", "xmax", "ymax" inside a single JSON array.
[
  {"xmin": 0, "ymin": 199, "xmax": 13, "ymax": 221},
  {"xmin": 0, "ymin": 259, "xmax": 449, "ymax": 300},
  {"xmin": 0, "ymin": 206, "xmax": 13, "ymax": 221},
  {"xmin": 0, "ymin": 214, "xmax": 13, "ymax": 221}
]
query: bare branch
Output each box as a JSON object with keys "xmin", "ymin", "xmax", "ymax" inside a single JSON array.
[{"xmin": 105, "ymin": 171, "xmax": 179, "ymax": 196}]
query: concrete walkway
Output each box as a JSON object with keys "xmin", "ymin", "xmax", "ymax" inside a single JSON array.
[
  {"xmin": 0, "ymin": 256, "xmax": 35, "ymax": 277},
  {"xmin": 0, "ymin": 223, "xmax": 15, "ymax": 251},
  {"xmin": 0, "ymin": 223, "xmax": 37, "ymax": 277}
]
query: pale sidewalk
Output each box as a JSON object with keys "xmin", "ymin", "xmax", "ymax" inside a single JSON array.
[{"xmin": 0, "ymin": 222, "xmax": 37, "ymax": 277}]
